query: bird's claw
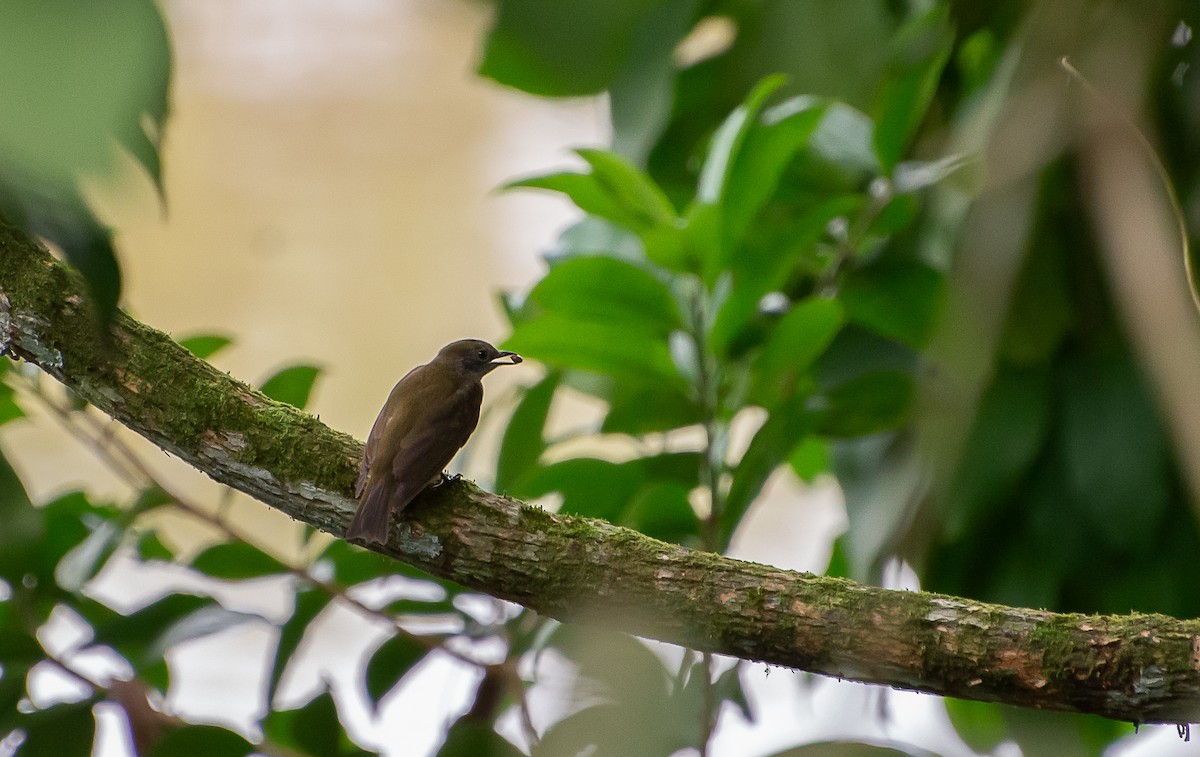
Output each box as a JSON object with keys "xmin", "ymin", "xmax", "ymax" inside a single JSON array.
[{"xmin": 435, "ymin": 472, "xmax": 462, "ymax": 488}]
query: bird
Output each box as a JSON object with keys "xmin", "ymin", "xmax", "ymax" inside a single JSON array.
[{"xmin": 346, "ymin": 339, "xmax": 522, "ymax": 545}]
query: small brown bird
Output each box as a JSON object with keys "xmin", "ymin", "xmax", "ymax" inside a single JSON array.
[{"xmin": 346, "ymin": 339, "xmax": 522, "ymax": 545}]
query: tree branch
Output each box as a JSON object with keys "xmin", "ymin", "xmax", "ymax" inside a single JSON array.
[{"xmin": 2, "ymin": 217, "xmax": 1198, "ymax": 726}]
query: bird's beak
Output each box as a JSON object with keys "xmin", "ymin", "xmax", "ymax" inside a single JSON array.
[{"xmin": 492, "ymin": 351, "xmax": 523, "ymax": 366}]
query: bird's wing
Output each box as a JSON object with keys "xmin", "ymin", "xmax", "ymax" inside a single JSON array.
[
  {"xmin": 355, "ymin": 365, "xmax": 420, "ymax": 497},
  {"xmin": 384, "ymin": 374, "xmax": 483, "ymax": 512}
]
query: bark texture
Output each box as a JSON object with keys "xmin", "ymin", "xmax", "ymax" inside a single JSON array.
[{"xmin": 2, "ymin": 218, "xmax": 1199, "ymax": 725}]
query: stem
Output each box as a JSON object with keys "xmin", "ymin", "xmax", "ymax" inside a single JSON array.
[{"xmin": 687, "ymin": 279, "xmax": 725, "ymax": 757}]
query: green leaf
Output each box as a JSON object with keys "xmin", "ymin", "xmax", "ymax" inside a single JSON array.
[
  {"xmin": 191, "ymin": 541, "xmax": 290, "ymax": 580},
  {"xmin": 436, "ymin": 720, "xmax": 524, "ymax": 757},
  {"xmin": 178, "ymin": 334, "xmax": 233, "ymax": 360},
  {"xmin": 503, "ymin": 316, "xmax": 683, "ymax": 388},
  {"xmin": 135, "ymin": 530, "xmax": 174, "ymax": 561},
  {"xmin": 620, "ymin": 483, "xmax": 699, "ymax": 544},
  {"xmin": 263, "ymin": 689, "xmax": 343, "ymax": 756},
  {"xmin": 479, "ymin": 0, "xmax": 657, "ymax": 97},
  {"xmin": 91, "ymin": 594, "xmax": 255, "ymax": 667},
  {"xmin": 713, "ymin": 663, "xmax": 753, "ymax": 723},
  {"xmin": 528, "ymin": 256, "xmax": 682, "ymax": 335},
  {"xmin": 0, "ymin": 382, "xmax": 24, "ymax": 426},
  {"xmin": 765, "ymin": 742, "xmax": 916, "ymax": 757},
  {"xmin": 840, "ymin": 260, "xmax": 944, "ymax": 348},
  {"xmin": 1058, "ymin": 351, "xmax": 1170, "ymax": 551},
  {"xmin": 55, "ymin": 518, "xmax": 121, "ymax": 592},
  {"xmin": 820, "ymin": 370, "xmax": 914, "ymax": 438},
  {"xmin": 696, "ymin": 75, "xmax": 788, "ymax": 206},
  {"xmin": 260, "ymin": 364, "xmax": 322, "ymax": 410},
  {"xmin": 13, "ymin": 701, "xmax": 97, "ymax": 756},
  {"xmin": 750, "ymin": 297, "xmax": 844, "ymax": 407},
  {"xmin": 872, "ymin": 5, "xmax": 954, "ymax": 173},
  {"xmin": 601, "ymin": 382, "xmax": 699, "ymax": 435},
  {"xmin": 577, "ymin": 148, "xmax": 677, "ymax": 227},
  {"xmin": 721, "ymin": 96, "xmax": 828, "ymax": 257},
  {"xmin": 0, "ymin": 448, "xmax": 39, "ymax": 584},
  {"xmin": 364, "ymin": 633, "xmax": 428, "ymax": 708},
  {"xmin": 267, "ymin": 589, "xmax": 330, "ymax": 705},
  {"xmin": 945, "ymin": 698, "xmax": 1008, "ymax": 754},
  {"xmin": 609, "ymin": 0, "xmax": 700, "ymax": 164},
  {"xmin": 526, "ymin": 453, "xmax": 701, "ymax": 522},
  {"xmin": 789, "ymin": 437, "xmax": 831, "ymax": 482},
  {"xmin": 722, "ymin": 398, "xmax": 816, "ymax": 547},
  {"xmin": 495, "ymin": 373, "xmax": 559, "ymax": 496},
  {"xmin": 525, "ymin": 458, "xmax": 642, "ymax": 522},
  {"xmin": 151, "ymin": 725, "xmax": 255, "ymax": 757},
  {"xmin": 943, "ymin": 368, "xmax": 1050, "ymax": 541}
]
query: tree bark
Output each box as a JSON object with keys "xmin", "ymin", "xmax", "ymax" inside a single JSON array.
[{"xmin": 2, "ymin": 217, "xmax": 1198, "ymax": 726}]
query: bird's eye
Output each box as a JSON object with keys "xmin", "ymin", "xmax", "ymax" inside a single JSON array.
[{"xmin": 477, "ymin": 349, "xmax": 488, "ymax": 360}]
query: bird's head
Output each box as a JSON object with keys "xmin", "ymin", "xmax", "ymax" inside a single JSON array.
[{"xmin": 436, "ymin": 339, "xmax": 522, "ymax": 377}]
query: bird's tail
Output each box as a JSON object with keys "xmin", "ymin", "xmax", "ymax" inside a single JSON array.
[{"xmin": 346, "ymin": 483, "xmax": 391, "ymax": 545}]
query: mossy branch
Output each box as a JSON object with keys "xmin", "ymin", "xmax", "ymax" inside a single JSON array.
[{"xmin": 1, "ymin": 217, "xmax": 1198, "ymax": 726}]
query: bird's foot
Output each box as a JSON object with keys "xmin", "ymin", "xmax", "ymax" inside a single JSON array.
[{"xmin": 434, "ymin": 471, "xmax": 462, "ymax": 488}]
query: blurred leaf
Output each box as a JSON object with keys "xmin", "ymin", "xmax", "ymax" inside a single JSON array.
[
  {"xmin": 714, "ymin": 663, "xmax": 753, "ymax": 723},
  {"xmin": 825, "ymin": 536, "xmax": 850, "ymax": 578},
  {"xmin": 525, "ymin": 458, "xmax": 642, "ymax": 522},
  {"xmin": 820, "ymin": 370, "xmax": 914, "ymax": 438},
  {"xmin": 578, "ymin": 149, "xmax": 677, "ymax": 226},
  {"xmin": 135, "ymin": 530, "xmax": 174, "ymax": 561},
  {"xmin": 151, "ymin": 725, "xmax": 255, "ymax": 757},
  {"xmin": 766, "ymin": 741, "xmax": 918, "ymax": 757},
  {"xmin": 620, "ymin": 482, "xmax": 699, "ymax": 544},
  {"xmin": 696, "ymin": 76, "xmax": 787, "ymax": 207},
  {"xmin": 495, "ymin": 373, "xmax": 558, "ymax": 496},
  {"xmin": 526, "ymin": 453, "xmax": 700, "ymax": 522},
  {"xmin": 316, "ymin": 539, "xmax": 457, "ymax": 593},
  {"xmin": 267, "ymin": 589, "xmax": 330, "ymax": 705},
  {"xmin": 943, "ymin": 368, "xmax": 1050, "ymax": 541},
  {"xmin": 55, "ymin": 518, "xmax": 121, "ymax": 592},
  {"xmin": 132, "ymin": 485, "xmax": 174, "ymax": 515},
  {"xmin": 721, "ymin": 96, "xmax": 827, "ymax": 257},
  {"xmin": 92, "ymin": 594, "xmax": 244, "ymax": 666},
  {"xmin": 260, "ymin": 364, "xmax": 322, "ymax": 410},
  {"xmin": 750, "ymin": 297, "xmax": 844, "ymax": 407},
  {"xmin": 1059, "ymin": 351, "xmax": 1169, "ymax": 551},
  {"xmin": 0, "ymin": 447, "xmax": 40, "ymax": 584},
  {"xmin": 0, "ymin": 382, "xmax": 24, "ymax": 426},
  {"xmin": 601, "ymin": 382, "xmax": 699, "ymax": 435},
  {"xmin": 437, "ymin": 720, "xmax": 523, "ymax": 757},
  {"xmin": 945, "ymin": 698, "xmax": 1008, "ymax": 754},
  {"xmin": 32, "ymin": 492, "xmax": 96, "ymax": 593},
  {"xmin": 13, "ymin": 701, "xmax": 96, "ymax": 756},
  {"xmin": 504, "ymin": 316, "xmax": 683, "ymax": 389},
  {"xmin": 480, "ymin": 0, "xmax": 657, "ymax": 96},
  {"xmin": 544, "ymin": 217, "xmax": 645, "ymax": 266},
  {"xmin": 191, "ymin": 541, "xmax": 290, "ymax": 580},
  {"xmin": 364, "ymin": 633, "xmax": 427, "ymax": 708},
  {"xmin": 530, "ymin": 256, "xmax": 682, "ymax": 335},
  {"xmin": 873, "ymin": 4, "xmax": 953, "ymax": 173},
  {"xmin": 263, "ymin": 689, "xmax": 344, "ymax": 757},
  {"xmin": 722, "ymin": 398, "xmax": 815, "ymax": 546},
  {"xmin": 840, "ymin": 260, "xmax": 943, "ymax": 348},
  {"xmin": 789, "ymin": 437, "xmax": 831, "ymax": 482},
  {"xmin": 809, "ymin": 103, "xmax": 880, "ymax": 176},
  {"xmin": 178, "ymin": 334, "xmax": 233, "ymax": 361},
  {"xmin": 0, "ymin": 0, "xmax": 170, "ymax": 324},
  {"xmin": 609, "ymin": 0, "xmax": 701, "ymax": 164}
]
